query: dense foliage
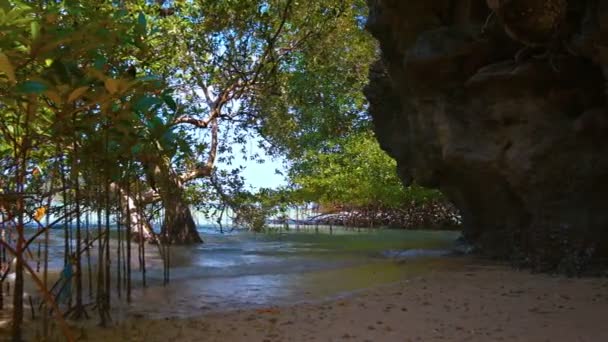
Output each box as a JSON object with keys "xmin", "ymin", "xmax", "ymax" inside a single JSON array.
[
  {"xmin": 0, "ymin": 0, "xmax": 379, "ymax": 240},
  {"xmin": 286, "ymin": 131, "xmax": 459, "ymax": 229},
  {"xmin": 290, "ymin": 131, "xmax": 442, "ymax": 208}
]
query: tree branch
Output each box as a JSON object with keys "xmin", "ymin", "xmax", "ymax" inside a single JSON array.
[
  {"xmin": 171, "ymin": 115, "xmax": 215, "ymax": 128},
  {"xmin": 180, "ymin": 116, "xmax": 219, "ymax": 183}
]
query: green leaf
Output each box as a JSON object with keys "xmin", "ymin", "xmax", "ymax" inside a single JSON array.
[
  {"xmin": 17, "ymin": 80, "xmax": 48, "ymax": 94},
  {"xmin": 94, "ymin": 55, "xmax": 107, "ymax": 70},
  {"xmin": 0, "ymin": 0, "xmax": 10, "ymax": 12},
  {"xmin": 162, "ymin": 130, "xmax": 178, "ymax": 149},
  {"xmin": 147, "ymin": 116, "xmax": 165, "ymax": 136},
  {"xmin": 163, "ymin": 95, "xmax": 177, "ymax": 111},
  {"xmin": 0, "ymin": 52, "xmax": 15, "ymax": 83},
  {"xmin": 114, "ymin": 9, "xmax": 128, "ymax": 19},
  {"xmin": 137, "ymin": 12, "xmax": 147, "ymax": 34},
  {"xmin": 12, "ymin": 1, "xmax": 31, "ymax": 11},
  {"xmin": 134, "ymin": 95, "xmax": 161, "ymax": 112},
  {"xmin": 131, "ymin": 143, "xmax": 143, "ymax": 155},
  {"xmin": 30, "ymin": 20, "xmax": 40, "ymax": 40},
  {"xmin": 136, "ymin": 74, "xmax": 161, "ymax": 83}
]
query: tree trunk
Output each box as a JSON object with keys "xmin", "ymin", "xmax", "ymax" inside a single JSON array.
[
  {"xmin": 111, "ymin": 184, "xmax": 156, "ymax": 243},
  {"xmin": 119, "ymin": 164, "xmax": 203, "ymax": 245},
  {"xmin": 160, "ymin": 192, "xmax": 202, "ymax": 244},
  {"xmin": 154, "ymin": 157, "xmax": 203, "ymax": 244}
]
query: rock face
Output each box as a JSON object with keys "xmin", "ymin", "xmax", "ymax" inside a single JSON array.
[{"xmin": 365, "ymin": 0, "xmax": 608, "ymax": 272}]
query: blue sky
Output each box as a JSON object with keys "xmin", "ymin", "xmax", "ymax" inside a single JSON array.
[
  {"xmin": 217, "ymin": 136, "xmax": 288, "ymax": 190},
  {"xmin": 239, "ymin": 157, "xmax": 286, "ymax": 189}
]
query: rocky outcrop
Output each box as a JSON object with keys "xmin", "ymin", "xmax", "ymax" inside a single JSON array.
[{"xmin": 365, "ymin": 0, "xmax": 608, "ymax": 273}]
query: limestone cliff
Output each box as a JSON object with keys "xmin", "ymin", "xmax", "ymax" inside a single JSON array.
[{"xmin": 365, "ymin": 0, "xmax": 608, "ymax": 272}]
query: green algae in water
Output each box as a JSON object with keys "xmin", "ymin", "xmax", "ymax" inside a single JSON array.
[
  {"xmin": 250, "ymin": 228, "xmax": 460, "ymax": 255},
  {"xmin": 297, "ymin": 256, "xmax": 469, "ymax": 299}
]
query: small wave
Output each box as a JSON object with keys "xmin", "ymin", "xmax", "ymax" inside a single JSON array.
[
  {"xmin": 200, "ymin": 246, "xmax": 244, "ymax": 253},
  {"xmin": 380, "ymin": 249, "xmax": 449, "ymax": 259}
]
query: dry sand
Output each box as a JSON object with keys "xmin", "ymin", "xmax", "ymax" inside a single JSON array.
[{"xmin": 77, "ymin": 261, "xmax": 608, "ymax": 342}]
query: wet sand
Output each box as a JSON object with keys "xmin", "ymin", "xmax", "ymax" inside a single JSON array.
[{"xmin": 81, "ymin": 261, "xmax": 608, "ymax": 342}]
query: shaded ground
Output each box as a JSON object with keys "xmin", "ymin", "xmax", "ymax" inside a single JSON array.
[{"xmin": 83, "ymin": 260, "xmax": 608, "ymax": 342}]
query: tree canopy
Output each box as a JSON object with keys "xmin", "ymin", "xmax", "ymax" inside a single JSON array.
[
  {"xmin": 289, "ymin": 131, "xmax": 445, "ymax": 209},
  {"xmin": 0, "ymin": 0, "xmax": 456, "ymax": 242}
]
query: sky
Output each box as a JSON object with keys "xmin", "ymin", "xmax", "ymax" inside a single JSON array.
[{"xmin": 216, "ymin": 135, "xmax": 288, "ymax": 190}]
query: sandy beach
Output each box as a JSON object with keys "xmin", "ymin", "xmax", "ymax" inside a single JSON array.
[{"xmin": 75, "ymin": 261, "xmax": 608, "ymax": 342}]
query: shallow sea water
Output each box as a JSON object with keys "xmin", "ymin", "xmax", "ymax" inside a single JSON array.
[
  {"xmin": 3, "ymin": 226, "xmax": 464, "ymax": 321},
  {"xmin": 119, "ymin": 226, "xmax": 462, "ymax": 319}
]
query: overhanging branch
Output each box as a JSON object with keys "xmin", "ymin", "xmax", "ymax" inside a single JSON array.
[{"xmin": 179, "ymin": 116, "xmax": 219, "ymax": 183}]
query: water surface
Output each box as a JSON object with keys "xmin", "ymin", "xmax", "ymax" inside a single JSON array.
[
  {"xmin": 6, "ymin": 226, "xmax": 463, "ymax": 320},
  {"xmin": 120, "ymin": 226, "xmax": 462, "ymax": 319}
]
